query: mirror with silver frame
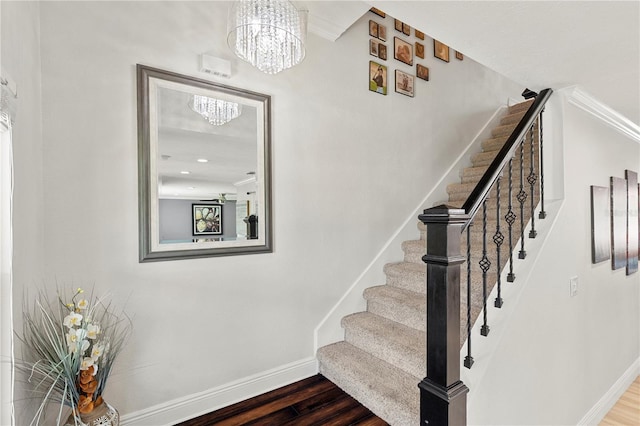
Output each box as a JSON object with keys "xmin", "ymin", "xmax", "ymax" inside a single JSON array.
[{"xmin": 137, "ymin": 65, "xmax": 272, "ymax": 261}]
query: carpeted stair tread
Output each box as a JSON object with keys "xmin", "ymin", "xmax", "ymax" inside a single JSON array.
[
  {"xmin": 364, "ymin": 285, "xmax": 425, "ymax": 331},
  {"xmin": 384, "ymin": 262, "xmax": 426, "ymax": 294},
  {"xmin": 317, "ymin": 98, "xmax": 540, "ymax": 425},
  {"xmin": 508, "ymin": 99, "xmax": 534, "ymax": 114},
  {"xmin": 342, "ymin": 312, "xmax": 426, "ymax": 379},
  {"xmin": 317, "ymin": 342, "xmax": 420, "ymax": 426},
  {"xmin": 491, "ymin": 123, "xmax": 519, "ymax": 138}
]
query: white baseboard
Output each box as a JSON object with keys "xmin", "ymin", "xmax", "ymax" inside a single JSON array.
[
  {"xmin": 577, "ymin": 357, "xmax": 640, "ymax": 425},
  {"xmin": 120, "ymin": 357, "xmax": 318, "ymax": 425}
]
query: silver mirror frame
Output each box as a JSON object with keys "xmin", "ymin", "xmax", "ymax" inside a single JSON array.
[{"xmin": 137, "ymin": 64, "xmax": 273, "ymax": 261}]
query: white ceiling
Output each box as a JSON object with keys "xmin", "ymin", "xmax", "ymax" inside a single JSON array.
[{"xmin": 307, "ymin": 0, "xmax": 640, "ymax": 124}]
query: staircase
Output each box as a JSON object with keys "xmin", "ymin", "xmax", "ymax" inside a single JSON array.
[{"xmin": 317, "ymin": 99, "xmax": 540, "ymax": 425}]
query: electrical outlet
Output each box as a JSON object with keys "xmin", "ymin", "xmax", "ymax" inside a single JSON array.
[{"xmin": 570, "ymin": 276, "xmax": 578, "ymax": 297}]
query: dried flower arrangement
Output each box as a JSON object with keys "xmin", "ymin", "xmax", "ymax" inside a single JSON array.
[{"xmin": 16, "ymin": 287, "xmax": 131, "ymax": 425}]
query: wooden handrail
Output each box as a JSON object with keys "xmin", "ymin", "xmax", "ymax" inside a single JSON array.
[{"xmin": 461, "ymin": 89, "xmax": 553, "ymax": 229}]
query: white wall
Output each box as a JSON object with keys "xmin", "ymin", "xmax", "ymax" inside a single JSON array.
[
  {"xmin": 1, "ymin": 1, "xmax": 525, "ymax": 423},
  {"xmin": 466, "ymin": 93, "xmax": 640, "ymax": 425},
  {"xmin": 0, "ymin": 0, "xmax": 44, "ymax": 422}
]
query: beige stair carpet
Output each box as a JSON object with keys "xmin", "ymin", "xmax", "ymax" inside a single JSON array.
[{"xmin": 317, "ymin": 99, "xmax": 541, "ymax": 425}]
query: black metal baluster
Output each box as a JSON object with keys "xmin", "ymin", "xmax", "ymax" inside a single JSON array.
[
  {"xmin": 464, "ymin": 224, "xmax": 474, "ymax": 369},
  {"xmin": 506, "ymin": 159, "xmax": 516, "ymax": 282},
  {"xmin": 494, "ymin": 177, "xmax": 504, "ymax": 308},
  {"xmin": 479, "ymin": 201, "xmax": 491, "ymax": 336},
  {"xmin": 538, "ymin": 110, "xmax": 547, "ymax": 219},
  {"xmin": 528, "ymin": 124, "xmax": 538, "ymax": 238},
  {"xmin": 517, "ymin": 140, "xmax": 528, "ymax": 259}
]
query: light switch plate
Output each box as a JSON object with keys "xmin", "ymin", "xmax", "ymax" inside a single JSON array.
[{"xmin": 570, "ymin": 276, "xmax": 578, "ymax": 297}]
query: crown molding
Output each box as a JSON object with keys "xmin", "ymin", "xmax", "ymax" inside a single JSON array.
[{"xmin": 564, "ymin": 86, "xmax": 640, "ymax": 143}]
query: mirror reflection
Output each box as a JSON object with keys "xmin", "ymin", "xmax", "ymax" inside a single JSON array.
[{"xmin": 137, "ymin": 65, "xmax": 272, "ymax": 261}]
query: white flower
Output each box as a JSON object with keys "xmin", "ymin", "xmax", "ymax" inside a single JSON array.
[
  {"xmin": 63, "ymin": 312, "xmax": 83, "ymax": 329},
  {"xmin": 66, "ymin": 329, "xmax": 88, "ymax": 353},
  {"xmin": 76, "ymin": 299, "xmax": 89, "ymax": 310},
  {"xmin": 80, "ymin": 357, "xmax": 95, "ymax": 371},
  {"xmin": 91, "ymin": 344, "xmax": 104, "ymax": 360},
  {"xmin": 86, "ymin": 323, "xmax": 100, "ymax": 339}
]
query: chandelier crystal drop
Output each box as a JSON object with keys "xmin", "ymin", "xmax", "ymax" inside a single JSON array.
[
  {"xmin": 227, "ymin": 0, "xmax": 307, "ymax": 75},
  {"xmin": 189, "ymin": 95, "xmax": 242, "ymax": 126}
]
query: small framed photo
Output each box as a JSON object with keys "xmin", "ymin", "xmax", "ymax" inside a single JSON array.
[
  {"xmin": 394, "ymin": 37, "xmax": 413, "ymax": 66},
  {"xmin": 394, "ymin": 19, "xmax": 403, "ymax": 32},
  {"xmin": 434, "ymin": 39, "xmax": 450, "ymax": 62},
  {"xmin": 379, "ymin": 44, "xmax": 388, "ymax": 61},
  {"xmin": 456, "ymin": 51, "xmax": 464, "ymax": 60},
  {"xmin": 370, "ymin": 7, "xmax": 386, "ymax": 18},
  {"xmin": 369, "ymin": 39, "xmax": 379, "ymax": 57},
  {"xmin": 415, "ymin": 42, "xmax": 425, "ymax": 59},
  {"xmin": 369, "ymin": 20, "xmax": 378, "ymax": 38},
  {"xmin": 417, "ymin": 64, "xmax": 429, "ymax": 81},
  {"xmin": 395, "ymin": 70, "xmax": 414, "ymax": 97},
  {"xmin": 369, "ymin": 61, "xmax": 387, "ymax": 95},
  {"xmin": 415, "ymin": 29, "xmax": 425, "ymax": 40},
  {"xmin": 402, "ymin": 23, "xmax": 411, "ymax": 36},
  {"xmin": 192, "ymin": 204, "xmax": 222, "ymax": 236},
  {"xmin": 378, "ymin": 24, "xmax": 387, "ymax": 41}
]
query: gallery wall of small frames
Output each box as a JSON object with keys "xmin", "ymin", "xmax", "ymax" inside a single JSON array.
[{"xmin": 367, "ymin": 7, "xmax": 464, "ymax": 98}]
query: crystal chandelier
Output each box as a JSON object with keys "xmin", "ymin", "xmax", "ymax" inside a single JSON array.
[
  {"xmin": 227, "ymin": 0, "xmax": 307, "ymax": 75},
  {"xmin": 189, "ymin": 95, "xmax": 242, "ymax": 126}
]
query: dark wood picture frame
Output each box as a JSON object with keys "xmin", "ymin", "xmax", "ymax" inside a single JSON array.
[
  {"xmin": 378, "ymin": 24, "xmax": 387, "ymax": 42},
  {"xmin": 192, "ymin": 204, "xmax": 223, "ymax": 236},
  {"xmin": 379, "ymin": 44, "xmax": 387, "ymax": 61},
  {"xmin": 369, "ymin": 39, "xmax": 379, "ymax": 57},
  {"xmin": 394, "ymin": 37, "xmax": 413, "ymax": 66},
  {"xmin": 415, "ymin": 42, "xmax": 425, "ymax": 59},
  {"xmin": 369, "ymin": 20, "xmax": 378, "ymax": 38},
  {"xmin": 370, "ymin": 7, "xmax": 386, "ymax": 18},
  {"xmin": 434, "ymin": 39, "xmax": 450, "ymax": 62},
  {"xmin": 394, "ymin": 69, "xmax": 414, "ymax": 97},
  {"xmin": 415, "ymin": 29, "xmax": 425, "ymax": 40},
  {"xmin": 591, "ymin": 185, "xmax": 611, "ymax": 264},
  {"xmin": 394, "ymin": 19, "xmax": 403, "ymax": 32},
  {"xmin": 417, "ymin": 64, "xmax": 429, "ymax": 81},
  {"xmin": 402, "ymin": 23, "xmax": 410, "ymax": 36},
  {"xmin": 456, "ymin": 51, "xmax": 464, "ymax": 60},
  {"xmin": 369, "ymin": 61, "xmax": 387, "ymax": 95}
]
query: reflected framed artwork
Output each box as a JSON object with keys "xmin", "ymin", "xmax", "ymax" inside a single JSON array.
[
  {"xmin": 369, "ymin": 20, "xmax": 378, "ymax": 38},
  {"xmin": 192, "ymin": 204, "xmax": 222, "ymax": 236},
  {"xmin": 379, "ymin": 44, "xmax": 387, "ymax": 61},
  {"xmin": 415, "ymin": 42, "xmax": 425, "ymax": 59}
]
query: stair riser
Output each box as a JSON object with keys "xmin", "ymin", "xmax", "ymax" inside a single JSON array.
[
  {"xmin": 384, "ymin": 269, "xmax": 426, "ymax": 294},
  {"xmin": 364, "ymin": 298, "xmax": 426, "ymax": 332},
  {"xmin": 482, "ymin": 134, "xmax": 539, "ymax": 152},
  {"xmin": 343, "ymin": 316, "xmax": 426, "ymax": 379}
]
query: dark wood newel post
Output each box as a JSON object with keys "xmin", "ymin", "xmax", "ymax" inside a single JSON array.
[{"xmin": 418, "ymin": 205, "xmax": 469, "ymax": 425}]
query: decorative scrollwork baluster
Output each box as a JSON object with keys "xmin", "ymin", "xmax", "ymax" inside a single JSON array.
[
  {"xmin": 538, "ymin": 110, "xmax": 547, "ymax": 219},
  {"xmin": 464, "ymin": 224, "xmax": 474, "ymax": 369},
  {"xmin": 494, "ymin": 177, "xmax": 504, "ymax": 308},
  {"xmin": 506, "ymin": 159, "xmax": 516, "ymax": 282},
  {"xmin": 528, "ymin": 123, "xmax": 538, "ymax": 238},
  {"xmin": 479, "ymin": 200, "xmax": 491, "ymax": 336},
  {"xmin": 517, "ymin": 141, "xmax": 527, "ymax": 259}
]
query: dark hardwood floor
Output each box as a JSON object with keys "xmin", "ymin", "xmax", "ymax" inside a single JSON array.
[{"xmin": 175, "ymin": 374, "xmax": 389, "ymax": 426}]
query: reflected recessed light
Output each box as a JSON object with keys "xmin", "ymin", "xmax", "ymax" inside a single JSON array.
[
  {"xmin": 197, "ymin": 158, "xmax": 208, "ymax": 163},
  {"xmin": 180, "ymin": 171, "xmax": 191, "ymax": 174}
]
